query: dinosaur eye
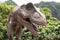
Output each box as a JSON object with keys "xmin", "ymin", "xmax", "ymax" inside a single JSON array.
[
  {"xmin": 33, "ymin": 14, "xmax": 40, "ymax": 19},
  {"xmin": 33, "ymin": 12, "xmax": 41, "ymax": 19}
]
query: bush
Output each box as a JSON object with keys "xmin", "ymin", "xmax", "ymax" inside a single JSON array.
[
  {"xmin": 0, "ymin": 3, "xmax": 14, "ymax": 40},
  {"xmin": 39, "ymin": 7, "xmax": 60, "ymax": 40},
  {"xmin": 0, "ymin": 3, "xmax": 60, "ymax": 40}
]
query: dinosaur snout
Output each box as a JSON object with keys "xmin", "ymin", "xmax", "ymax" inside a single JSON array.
[
  {"xmin": 40, "ymin": 17, "xmax": 46, "ymax": 26},
  {"xmin": 41, "ymin": 20, "xmax": 46, "ymax": 26}
]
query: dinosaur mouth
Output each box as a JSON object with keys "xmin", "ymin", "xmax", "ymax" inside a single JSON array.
[{"xmin": 25, "ymin": 18, "xmax": 39, "ymax": 33}]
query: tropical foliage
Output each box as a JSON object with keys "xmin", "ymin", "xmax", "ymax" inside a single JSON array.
[{"xmin": 0, "ymin": 3, "xmax": 60, "ymax": 40}]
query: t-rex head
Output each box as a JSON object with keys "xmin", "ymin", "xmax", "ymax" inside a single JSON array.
[
  {"xmin": 17, "ymin": 3, "xmax": 46, "ymax": 36},
  {"xmin": 10, "ymin": 3, "xmax": 46, "ymax": 36},
  {"xmin": 20, "ymin": 3, "xmax": 46, "ymax": 26}
]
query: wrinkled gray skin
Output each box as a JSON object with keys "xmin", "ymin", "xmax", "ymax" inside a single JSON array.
[{"xmin": 6, "ymin": 3, "xmax": 46, "ymax": 40}]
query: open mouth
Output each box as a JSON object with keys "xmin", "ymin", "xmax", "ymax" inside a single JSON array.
[{"xmin": 25, "ymin": 18, "xmax": 39, "ymax": 32}]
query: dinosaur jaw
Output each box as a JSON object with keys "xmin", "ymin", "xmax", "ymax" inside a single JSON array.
[
  {"xmin": 25, "ymin": 18, "xmax": 39, "ymax": 36},
  {"xmin": 25, "ymin": 18, "xmax": 39, "ymax": 32},
  {"xmin": 28, "ymin": 23, "xmax": 40, "ymax": 36},
  {"xmin": 17, "ymin": 15, "xmax": 39, "ymax": 36},
  {"xmin": 30, "ymin": 23, "xmax": 39, "ymax": 32}
]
